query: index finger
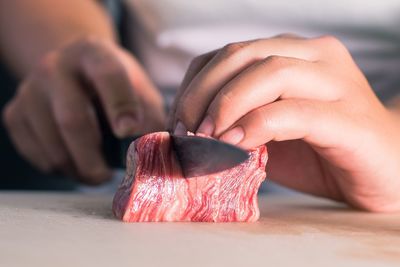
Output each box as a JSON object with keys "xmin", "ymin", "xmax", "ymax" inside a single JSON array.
[{"xmin": 168, "ymin": 49, "xmax": 218, "ymax": 130}]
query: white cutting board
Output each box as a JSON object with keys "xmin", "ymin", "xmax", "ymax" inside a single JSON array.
[{"xmin": 0, "ymin": 192, "xmax": 399, "ymax": 267}]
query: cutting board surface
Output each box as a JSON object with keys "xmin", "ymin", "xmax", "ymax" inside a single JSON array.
[{"xmin": 0, "ymin": 192, "xmax": 399, "ymax": 267}]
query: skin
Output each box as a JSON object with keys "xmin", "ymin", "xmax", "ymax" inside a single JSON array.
[
  {"xmin": 1, "ymin": 2, "xmax": 399, "ymax": 212},
  {"xmin": 0, "ymin": 0, "xmax": 165, "ymax": 184},
  {"xmin": 170, "ymin": 34, "xmax": 400, "ymax": 212}
]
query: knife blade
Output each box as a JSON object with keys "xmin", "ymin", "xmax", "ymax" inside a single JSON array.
[
  {"xmin": 170, "ymin": 134, "xmax": 249, "ymax": 178},
  {"xmin": 104, "ymin": 134, "xmax": 249, "ymax": 178}
]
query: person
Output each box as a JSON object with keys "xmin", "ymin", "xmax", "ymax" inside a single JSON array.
[
  {"xmin": 0, "ymin": 0, "xmax": 166, "ymax": 189},
  {"xmin": 0, "ymin": 0, "xmax": 399, "ymax": 212}
]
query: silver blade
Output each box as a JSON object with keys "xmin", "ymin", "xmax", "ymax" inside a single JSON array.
[{"xmin": 171, "ymin": 134, "xmax": 249, "ymax": 178}]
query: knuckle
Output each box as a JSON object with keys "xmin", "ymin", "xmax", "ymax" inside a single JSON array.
[
  {"xmin": 316, "ymin": 35, "xmax": 340, "ymax": 45},
  {"xmin": 218, "ymin": 89, "xmax": 234, "ymax": 105},
  {"xmin": 79, "ymin": 37, "xmax": 117, "ymax": 66},
  {"xmin": 57, "ymin": 111, "xmax": 86, "ymax": 133},
  {"xmin": 209, "ymin": 90, "xmax": 233, "ymax": 119},
  {"xmin": 90, "ymin": 59, "xmax": 126, "ymax": 80},
  {"xmin": 252, "ymin": 108, "xmax": 276, "ymax": 139},
  {"xmin": 77, "ymin": 36, "xmax": 113, "ymax": 65},
  {"xmin": 187, "ymin": 49, "xmax": 218, "ymax": 72},
  {"xmin": 261, "ymin": 56, "xmax": 294, "ymax": 76},
  {"xmin": 62, "ymin": 36, "xmax": 104, "ymax": 63},
  {"xmin": 220, "ymin": 41, "xmax": 250, "ymax": 59},
  {"xmin": 30, "ymin": 64, "xmax": 57, "ymax": 89},
  {"xmin": 190, "ymin": 54, "xmax": 206, "ymax": 67},
  {"xmin": 314, "ymin": 35, "xmax": 348, "ymax": 53},
  {"xmin": 186, "ymin": 55, "xmax": 206, "ymax": 74},
  {"xmin": 262, "ymin": 55, "xmax": 287, "ymax": 66},
  {"xmin": 77, "ymin": 35, "xmax": 102, "ymax": 49},
  {"xmin": 35, "ymin": 53, "xmax": 58, "ymax": 78}
]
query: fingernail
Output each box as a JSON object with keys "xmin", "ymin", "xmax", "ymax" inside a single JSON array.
[
  {"xmin": 196, "ymin": 115, "xmax": 215, "ymax": 136},
  {"xmin": 174, "ymin": 121, "xmax": 187, "ymax": 135},
  {"xmin": 116, "ymin": 114, "xmax": 137, "ymax": 137},
  {"xmin": 220, "ymin": 126, "xmax": 244, "ymax": 145}
]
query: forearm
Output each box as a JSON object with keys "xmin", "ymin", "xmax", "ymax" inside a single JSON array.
[{"xmin": 0, "ymin": 0, "xmax": 117, "ymax": 78}]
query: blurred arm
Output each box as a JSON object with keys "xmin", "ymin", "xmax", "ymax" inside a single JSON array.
[{"xmin": 0, "ymin": 0, "xmax": 117, "ymax": 78}]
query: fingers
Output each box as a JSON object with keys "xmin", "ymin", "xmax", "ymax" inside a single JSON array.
[
  {"xmin": 18, "ymin": 80, "xmax": 72, "ymax": 173},
  {"xmin": 2, "ymin": 56, "xmax": 111, "ymax": 183},
  {"xmin": 2, "ymin": 98, "xmax": 52, "ymax": 172},
  {"xmin": 114, "ymin": 48, "xmax": 166, "ymax": 134},
  {"xmin": 173, "ymin": 37, "xmax": 321, "ymax": 132},
  {"xmin": 78, "ymin": 38, "xmax": 166, "ymax": 136},
  {"xmin": 68, "ymin": 39, "xmax": 141, "ymax": 138},
  {"xmin": 200, "ymin": 56, "xmax": 342, "ymax": 137},
  {"xmin": 50, "ymin": 69, "xmax": 111, "ymax": 184},
  {"xmin": 219, "ymin": 99, "xmax": 347, "ymax": 150},
  {"xmin": 3, "ymin": 37, "xmax": 164, "ymax": 184},
  {"xmin": 168, "ymin": 49, "xmax": 218, "ymax": 130},
  {"xmin": 174, "ymin": 41, "xmax": 255, "ymax": 132}
]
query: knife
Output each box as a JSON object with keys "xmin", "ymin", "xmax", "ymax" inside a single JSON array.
[
  {"xmin": 104, "ymin": 134, "xmax": 249, "ymax": 178},
  {"xmin": 97, "ymin": 102, "xmax": 249, "ymax": 177},
  {"xmin": 170, "ymin": 134, "xmax": 249, "ymax": 177}
]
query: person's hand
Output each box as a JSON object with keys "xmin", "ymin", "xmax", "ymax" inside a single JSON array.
[
  {"xmin": 169, "ymin": 34, "xmax": 400, "ymax": 212},
  {"xmin": 2, "ymin": 36, "xmax": 165, "ymax": 185}
]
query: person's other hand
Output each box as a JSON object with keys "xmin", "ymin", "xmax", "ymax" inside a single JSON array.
[
  {"xmin": 2, "ymin": 36, "xmax": 165, "ymax": 185},
  {"xmin": 169, "ymin": 34, "xmax": 400, "ymax": 212}
]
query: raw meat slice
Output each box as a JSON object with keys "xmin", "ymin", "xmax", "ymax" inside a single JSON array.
[{"xmin": 112, "ymin": 132, "xmax": 268, "ymax": 222}]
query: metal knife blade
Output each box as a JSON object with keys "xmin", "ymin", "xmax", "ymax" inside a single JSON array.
[
  {"xmin": 170, "ymin": 134, "xmax": 249, "ymax": 178},
  {"xmin": 106, "ymin": 134, "xmax": 249, "ymax": 178}
]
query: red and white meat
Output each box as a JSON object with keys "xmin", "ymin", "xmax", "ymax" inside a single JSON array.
[{"xmin": 112, "ymin": 132, "xmax": 268, "ymax": 222}]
